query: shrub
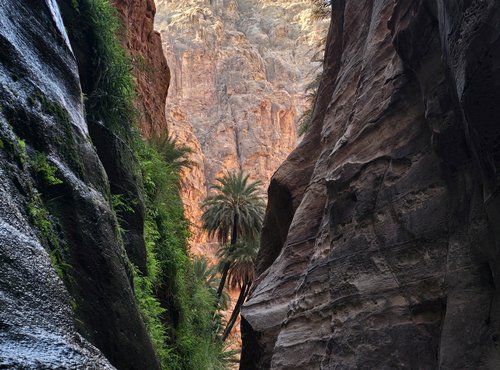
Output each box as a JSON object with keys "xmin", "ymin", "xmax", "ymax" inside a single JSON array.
[{"xmin": 27, "ymin": 191, "xmax": 68, "ymax": 279}]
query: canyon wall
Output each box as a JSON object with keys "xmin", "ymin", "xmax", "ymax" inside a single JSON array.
[
  {"xmin": 154, "ymin": 0, "xmax": 329, "ymax": 251},
  {"xmin": 241, "ymin": 0, "xmax": 500, "ymax": 368},
  {"xmin": 112, "ymin": 0, "xmax": 170, "ymax": 136},
  {"xmin": 0, "ymin": 0, "xmax": 169, "ymax": 368}
]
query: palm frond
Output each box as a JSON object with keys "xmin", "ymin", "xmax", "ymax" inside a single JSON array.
[
  {"xmin": 192, "ymin": 256, "xmax": 218, "ymax": 289},
  {"xmin": 218, "ymin": 239, "xmax": 259, "ymax": 289},
  {"xmin": 201, "ymin": 171, "xmax": 265, "ymax": 244},
  {"xmin": 148, "ymin": 130, "xmax": 192, "ymax": 171}
]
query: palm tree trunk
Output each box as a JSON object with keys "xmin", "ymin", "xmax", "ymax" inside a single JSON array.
[
  {"xmin": 216, "ymin": 212, "xmax": 239, "ymax": 300},
  {"xmin": 222, "ymin": 281, "xmax": 250, "ymax": 342},
  {"xmin": 216, "ymin": 263, "xmax": 230, "ymax": 300}
]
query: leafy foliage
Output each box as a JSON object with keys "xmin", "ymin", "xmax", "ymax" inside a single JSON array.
[
  {"xmin": 33, "ymin": 153, "xmax": 63, "ymax": 186},
  {"xmin": 218, "ymin": 239, "xmax": 259, "ymax": 290},
  {"xmin": 148, "ymin": 131, "xmax": 193, "ymax": 173},
  {"xmin": 218, "ymin": 238, "xmax": 260, "ymax": 341},
  {"xmin": 66, "ymin": 0, "xmax": 136, "ymax": 140},
  {"xmin": 193, "ymin": 256, "xmax": 219, "ymax": 292},
  {"xmin": 201, "ymin": 171, "xmax": 265, "ymax": 244},
  {"xmin": 65, "ymin": 1, "xmax": 236, "ymax": 367},
  {"xmin": 23, "ymin": 147, "xmax": 66, "ymax": 279},
  {"xmin": 27, "ymin": 191, "xmax": 68, "ymax": 279},
  {"xmin": 136, "ymin": 139, "xmax": 235, "ymax": 369},
  {"xmin": 132, "ymin": 263, "xmax": 175, "ymax": 367},
  {"xmin": 15, "ymin": 137, "xmax": 28, "ymax": 166},
  {"xmin": 201, "ymin": 172, "xmax": 265, "ymax": 342}
]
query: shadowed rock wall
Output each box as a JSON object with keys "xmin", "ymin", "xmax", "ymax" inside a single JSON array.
[
  {"xmin": 241, "ymin": 0, "xmax": 500, "ymax": 368},
  {"xmin": 0, "ymin": 0, "xmax": 169, "ymax": 368}
]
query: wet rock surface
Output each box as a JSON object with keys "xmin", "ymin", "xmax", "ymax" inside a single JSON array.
[
  {"xmin": 0, "ymin": 0, "xmax": 159, "ymax": 368},
  {"xmin": 241, "ymin": 0, "xmax": 500, "ymax": 369}
]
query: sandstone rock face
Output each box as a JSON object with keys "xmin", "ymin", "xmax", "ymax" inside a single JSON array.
[
  {"xmin": 241, "ymin": 0, "xmax": 500, "ymax": 368},
  {"xmin": 112, "ymin": 0, "xmax": 170, "ymax": 136},
  {"xmin": 154, "ymin": 0, "xmax": 329, "ymax": 251}
]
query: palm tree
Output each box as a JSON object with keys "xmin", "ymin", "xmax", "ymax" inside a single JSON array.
[
  {"xmin": 192, "ymin": 256, "xmax": 219, "ymax": 292},
  {"xmin": 192, "ymin": 256, "xmax": 231, "ymax": 310},
  {"xmin": 219, "ymin": 239, "xmax": 259, "ymax": 341},
  {"xmin": 201, "ymin": 171, "xmax": 265, "ymax": 301},
  {"xmin": 148, "ymin": 130, "xmax": 192, "ymax": 173}
]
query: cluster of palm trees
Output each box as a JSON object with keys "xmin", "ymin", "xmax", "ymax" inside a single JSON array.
[{"xmin": 201, "ymin": 171, "xmax": 265, "ymax": 342}]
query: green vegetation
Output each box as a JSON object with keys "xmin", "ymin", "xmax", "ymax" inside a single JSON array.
[
  {"xmin": 68, "ymin": 0, "xmax": 136, "ymax": 140},
  {"xmin": 28, "ymin": 89, "xmax": 84, "ymax": 177},
  {"xmin": 16, "ymin": 137, "xmax": 28, "ymax": 165},
  {"xmin": 27, "ymin": 191, "xmax": 68, "ymax": 279},
  {"xmin": 136, "ymin": 136, "xmax": 233, "ymax": 369},
  {"xmin": 27, "ymin": 193, "xmax": 58, "ymax": 252},
  {"xmin": 202, "ymin": 172, "xmax": 265, "ymax": 246},
  {"xmin": 25, "ymin": 149, "xmax": 67, "ymax": 279},
  {"xmin": 7, "ymin": 128, "xmax": 67, "ymax": 280},
  {"xmin": 193, "ymin": 256, "xmax": 219, "ymax": 293},
  {"xmin": 29, "ymin": 89, "xmax": 71, "ymax": 128},
  {"xmin": 0, "ymin": 132, "xmax": 27, "ymax": 166},
  {"xmin": 201, "ymin": 171, "xmax": 265, "ymax": 340},
  {"xmin": 63, "ymin": 1, "xmax": 236, "ymax": 368},
  {"xmin": 148, "ymin": 132, "xmax": 193, "ymax": 173},
  {"xmin": 218, "ymin": 239, "xmax": 259, "ymax": 341},
  {"xmin": 33, "ymin": 153, "xmax": 63, "ymax": 186},
  {"xmin": 111, "ymin": 193, "xmax": 134, "ymax": 237},
  {"xmin": 202, "ymin": 171, "xmax": 265, "ymax": 301}
]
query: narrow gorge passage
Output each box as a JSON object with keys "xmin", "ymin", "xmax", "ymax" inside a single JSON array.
[
  {"xmin": 153, "ymin": 0, "xmax": 329, "ymax": 350},
  {"xmin": 1, "ymin": 1, "xmax": 500, "ymax": 370}
]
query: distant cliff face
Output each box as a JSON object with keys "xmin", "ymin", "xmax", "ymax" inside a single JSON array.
[
  {"xmin": 112, "ymin": 0, "xmax": 170, "ymax": 136},
  {"xmin": 241, "ymin": 0, "xmax": 500, "ymax": 368},
  {"xmin": 154, "ymin": 0, "xmax": 328, "ymax": 252}
]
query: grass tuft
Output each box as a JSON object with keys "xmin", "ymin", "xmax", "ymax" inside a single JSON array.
[
  {"xmin": 33, "ymin": 153, "xmax": 63, "ymax": 186},
  {"xmin": 68, "ymin": 0, "xmax": 137, "ymax": 140},
  {"xmin": 27, "ymin": 191, "xmax": 68, "ymax": 279}
]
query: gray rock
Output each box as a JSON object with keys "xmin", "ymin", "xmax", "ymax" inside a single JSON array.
[
  {"xmin": 0, "ymin": 0, "xmax": 159, "ymax": 368},
  {"xmin": 241, "ymin": 0, "xmax": 500, "ymax": 368}
]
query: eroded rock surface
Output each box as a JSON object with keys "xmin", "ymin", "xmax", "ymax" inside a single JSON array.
[
  {"xmin": 0, "ymin": 0, "xmax": 163, "ymax": 368},
  {"xmin": 154, "ymin": 0, "xmax": 329, "ymax": 252},
  {"xmin": 112, "ymin": 0, "xmax": 170, "ymax": 136},
  {"xmin": 241, "ymin": 1, "xmax": 500, "ymax": 368}
]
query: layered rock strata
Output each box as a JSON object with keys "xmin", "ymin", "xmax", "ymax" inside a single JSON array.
[
  {"xmin": 154, "ymin": 0, "xmax": 329, "ymax": 251},
  {"xmin": 241, "ymin": 0, "xmax": 500, "ymax": 368}
]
